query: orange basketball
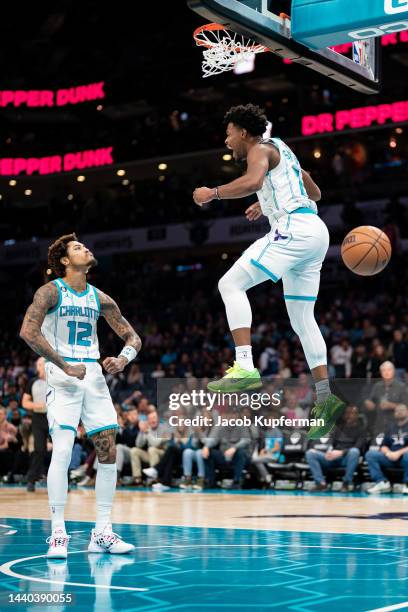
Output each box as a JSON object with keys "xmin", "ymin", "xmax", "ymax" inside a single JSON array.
[{"xmin": 341, "ymin": 226, "xmax": 392, "ymax": 276}]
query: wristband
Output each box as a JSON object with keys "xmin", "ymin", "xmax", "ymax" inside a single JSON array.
[
  {"xmin": 119, "ymin": 346, "xmax": 137, "ymax": 364},
  {"xmin": 214, "ymin": 187, "xmax": 221, "ymax": 200}
]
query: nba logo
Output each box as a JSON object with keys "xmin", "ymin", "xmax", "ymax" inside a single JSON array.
[{"xmin": 384, "ymin": 0, "xmax": 408, "ymax": 14}]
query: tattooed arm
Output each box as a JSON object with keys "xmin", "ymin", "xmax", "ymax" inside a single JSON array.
[
  {"xmin": 19, "ymin": 283, "xmax": 86, "ymax": 380},
  {"xmin": 97, "ymin": 290, "xmax": 142, "ymax": 374}
]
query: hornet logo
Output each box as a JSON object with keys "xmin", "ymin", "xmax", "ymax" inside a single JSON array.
[{"xmin": 274, "ymin": 229, "xmax": 289, "ymax": 242}]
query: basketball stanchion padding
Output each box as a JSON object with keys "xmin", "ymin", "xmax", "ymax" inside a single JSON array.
[{"xmin": 291, "ymin": 0, "xmax": 408, "ymax": 49}]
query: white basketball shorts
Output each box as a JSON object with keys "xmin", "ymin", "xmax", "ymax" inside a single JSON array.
[
  {"xmin": 45, "ymin": 360, "xmax": 118, "ymax": 437},
  {"xmin": 238, "ymin": 210, "xmax": 330, "ymax": 301}
]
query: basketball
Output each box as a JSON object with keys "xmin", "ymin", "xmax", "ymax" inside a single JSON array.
[{"xmin": 341, "ymin": 226, "xmax": 392, "ymax": 276}]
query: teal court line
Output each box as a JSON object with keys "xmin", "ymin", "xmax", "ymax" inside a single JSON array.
[{"xmin": 0, "ymin": 517, "xmax": 407, "ymax": 612}]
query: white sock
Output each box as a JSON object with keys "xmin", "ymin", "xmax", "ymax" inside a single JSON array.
[
  {"xmin": 95, "ymin": 463, "xmax": 117, "ymax": 533},
  {"xmin": 47, "ymin": 426, "xmax": 75, "ymax": 534},
  {"xmin": 50, "ymin": 504, "xmax": 66, "ymax": 533},
  {"xmin": 235, "ymin": 345, "xmax": 255, "ymax": 371}
]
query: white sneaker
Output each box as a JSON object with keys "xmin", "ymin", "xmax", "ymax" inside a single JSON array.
[
  {"xmin": 401, "ymin": 484, "xmax": 408, "ymax": 494},
  {"xmin": 70, "ymin": 465, "xmax": 87, "ymax": 479},
  {"xmin": 151, "ymin": 482, "xmax": 170, "ymax": 492},
  {"xmin": 88, "ymin": 524, "xmax": 135, "ymax": 554},
  {"xmin": 46, "ymin": 529, "xmax": 71, "ymax": 559},
  {"xmin": 143, "ymin": 467, "xmax": 158, "ymax": 479},
  {"xmin": 367, "ymin": 481, "xmax": 392, "ymax": 494},
  {"xmin": 77, "ymin": 475, "xmax": 91, "ymax": 486}
]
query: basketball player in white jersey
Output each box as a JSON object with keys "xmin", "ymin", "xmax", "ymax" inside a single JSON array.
[
  {"xmin": 193, "ymin": 104, "xmax": 345, "ymax": 439},
  {"xmin": 20, "ymin": 233, "xmax": 142, "ymax": 558}
]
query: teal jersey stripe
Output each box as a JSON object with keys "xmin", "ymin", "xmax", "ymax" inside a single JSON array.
[
  {"xmin": 87, "ymin": 424, "xmax": 119, "ymax": 436},
  {"xmin": 63, "ymin": 357, "xmax": 98, "ymax": 362},
  {"xmin": 47, "ymin": 280, "xmax": 62, "ymax": 314},
  {"xmin": 250, "ymin": 259, "xmax": 279, "ymax": 283},
  {"xmin": 58, "ymin": 277, "xmax": 90, "ymax": 297},
  {"xmin": 290, "ymin": 207, "xmax": 317, "ymax": 215},
  {"xmin": 284, "ymin": 294, "xmax": 317, "ymax": 302},
  {"xmin": 92, "ymin": 286, "xmax": 101, "ymax": 313}
]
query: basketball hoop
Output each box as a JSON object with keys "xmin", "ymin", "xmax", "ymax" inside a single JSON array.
[{"xmin": 193, "ymin": 23, "xmax": 268, "ymax": 77}]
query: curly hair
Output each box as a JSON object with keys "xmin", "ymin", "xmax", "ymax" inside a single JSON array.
[
  {"xmin": 47, "ymin": 233, "xmax": 78, "ymax": 278},
  {"xmin": 224, "ymin": 103, "xmax": 268, "ymax": 137}
]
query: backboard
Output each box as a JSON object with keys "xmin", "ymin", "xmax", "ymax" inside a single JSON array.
[{"xmin": 187, "ymin": 0, "xmax": 381, "ymax": 94}]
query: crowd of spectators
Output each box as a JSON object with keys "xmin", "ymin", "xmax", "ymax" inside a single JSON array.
[
  {"xmin": 0, "ymin": 249, "xmax": 408, "ymax": 492},
  {"xmin": 2, "ymin": 147, "xmax": 408, "ymax": 243}
]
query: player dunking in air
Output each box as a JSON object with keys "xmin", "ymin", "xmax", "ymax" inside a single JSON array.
[
  {"xmin": 20, "ymin": 233, "xmax": 142, "ymax": 558},
  {"xmin": 193, "ymin": 104, "xmax": 345, "ymax": 439}
]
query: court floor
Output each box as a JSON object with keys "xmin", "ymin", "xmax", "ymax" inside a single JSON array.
[{"xmin": 0, "ymin": 486, "xmax": 407, "ymax": 611}]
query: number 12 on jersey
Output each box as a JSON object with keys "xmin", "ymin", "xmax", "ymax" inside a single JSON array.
[{"xmin": 67, "ymin": 321, "xmax": 92, "ymax": 346}]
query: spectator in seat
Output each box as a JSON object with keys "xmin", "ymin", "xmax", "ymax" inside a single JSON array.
[
  {"xmin": 130, "ymin": 410, "xmax": 169, "ymax": 483},
  {"xmin": 305, "ymin": 405, "xmax": 365, "ymax": 492},
  {"xmin": 7, "ymin": 399, "xmax": 24, "ymax": 427},
  {"xmin": 388, "ymin": 330, "xmax": 408, "ymax": 380},
  {"xmin": 252, "ymin": 426, "xmax": 284, "ymax": 486},
  {"xmin": 293, "ymin": 373, "xmax": 313, "ymax": 411},
  {"xmin": 179, "ymin": 419, "xmax": 209, "ymax": 491},
  {"xmin": 365, "ymin": 403, "xmax": 408, "ymax": 494},
  {"xmin": 364, "ymin": 361, "xmax": 408, "ymax": 435},
  {"xmin": 259, "ymin": 346, "xmax": 279, "ymax": 377},
  {"xmin": 0, "ymin": 406, "xmax": 18, "ymax": 476},
  {"xmin": 145, "ymin": 424, "xmax": 190, "ymax": 491},
  {"xmin": 3, "ymin": 413, "xmax": 33, "ymax": 483},
  {"xmin": 202, "ymin": 412, "xmax": 252, "ymax": 489},
  {"xmin": 115, "ymin": 408, "xmax": 139, "ymax": 485},
  {"xmin": 367, "ymin": 343, "xmax": 387, "ymax": 378},
  {"xmin": 330, "ymin": 338, "xmax": 353, "ymax": 378},
  {"xmin": 350, "ymin": 344, "xmax": 368, "ymax": 378}
]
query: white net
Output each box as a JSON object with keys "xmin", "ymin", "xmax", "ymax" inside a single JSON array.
[{"xmin": 194, "ymin": 25, "xmax": 267, "ymax": 77}]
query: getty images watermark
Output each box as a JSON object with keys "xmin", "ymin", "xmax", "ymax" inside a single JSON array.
[{"xmin": 166, "ymin": 389, "xmax": 325, "ymax": 429}]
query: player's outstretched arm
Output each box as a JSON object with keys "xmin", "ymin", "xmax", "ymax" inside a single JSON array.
[
  {"xmin": 19, "ymin": 283, "xmax": 86, "ymax": 379},
  {"xmin": 193, "ymin": 146, "xmax": 270, "ymax": 205},
  {"xmin": 98, "ymin": 290, "xmax": 142, "ymax": 375},
  {"xmin": 301, "ymin": 169, "xmax": 321, "ymax": 202}
]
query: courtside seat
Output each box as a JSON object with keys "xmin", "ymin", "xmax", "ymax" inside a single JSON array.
[{"xmin": 268, "ymin": 430, "xmax": 308, "ymax": 487}]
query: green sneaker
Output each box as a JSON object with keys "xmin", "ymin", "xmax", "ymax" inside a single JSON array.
[
  {"xmin": 307, "ymin": 394, "xmax": 346, "ymax": 439},
  {"xmin": 207, "ymin": 362, "xmax": 262, "ymax": 393}
]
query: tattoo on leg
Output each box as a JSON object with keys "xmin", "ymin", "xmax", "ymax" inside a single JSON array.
[{"xmin": 92, "ymin": 428, "xmax": 117, "ymax": 464}]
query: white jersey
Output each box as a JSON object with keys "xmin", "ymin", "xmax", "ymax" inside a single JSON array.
[
  {"xmin": 41, "ymin": 278, "xmax": 101, "ymax": 361},
  {"xmin": 256, "ymin": 137, "xmax": 318, "ymax": 224}
]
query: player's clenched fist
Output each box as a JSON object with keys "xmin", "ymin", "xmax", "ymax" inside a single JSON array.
[
  {"xmin": 193, "ymin": 187, "xmax": 215, "ymax": 206},
  {"xmin": 102, "ymin": 356, "xmax": 127, "ymax": 374},
  {"xmin": 64, "ymin": 363, "xmax": 86, "ymax": 380}
]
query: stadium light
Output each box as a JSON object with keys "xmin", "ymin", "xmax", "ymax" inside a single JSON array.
[
  {"xmin": 117, "ymin": 169, "xmax": 126, "ymax": 176},
  {"xmin": 24, "ymin": 189, "xmax": 32, "ymax": 196},
  {"xmin": 222, "ymin": 154, "xmax": 232, "ymax": 161},
  {"xmin": 158, "ymin": 163, "xmax": 167, "ymax": 171},
  {"xmin": 77, "ymin": 175, "xmax": 86, "ymax": 182},
  {"xmin": 122, "ymin": 179, "xmax": 130, "ymax": 185},
  {"xmin": 313, "ymin": 149, "xmax": 322, "ymax": 159},
  {"xmin": 9, "ymin": 179, "xmax": 16, "ymax": 186}
]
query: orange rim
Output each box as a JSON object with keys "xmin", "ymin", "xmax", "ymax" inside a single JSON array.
[
  {"xmin": 193, "ymin": 23, "xmax": 228, "ymax": 48},
  {"xmin": 193, "ymin": 22, "xmax": 268, "ymax": 53}
]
